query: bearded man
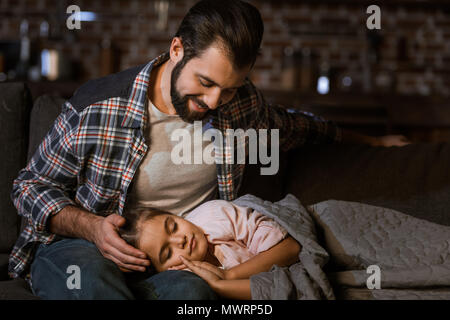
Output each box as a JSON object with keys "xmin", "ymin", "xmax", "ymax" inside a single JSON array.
[{"xmin": 9, "ymin": 0, "xmax": 409, "ymax": 299}]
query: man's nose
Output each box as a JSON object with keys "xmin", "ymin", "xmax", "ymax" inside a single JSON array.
[{"xmin": 204, "ymin": 88, "xmax": 222, "ymax": 110}]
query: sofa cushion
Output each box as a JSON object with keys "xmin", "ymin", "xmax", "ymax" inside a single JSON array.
[
  {"xmin": 285, "ymin": 143, "xmax": 450, "ymax": 226},
  {"xmin": 0, "ymin": 278, "xmax": 39, "ymax": 300},
  {"xmin": 237, "ymin": 152, "xmax": 289, "ymax": 202},
  {"xmin": 27, "ymin": 95, "xmax": 66, "ymax": 162},
  {"xmin": 0, "ymin": 253, "xmax": 9, "ymax": 281},
  {"xmin": 0, "ymin": 82, "xmax": 32, "ymax": 253},
  {"xmin": 16, "ymin": 95, "xmax": 67, "ymax": 236}
]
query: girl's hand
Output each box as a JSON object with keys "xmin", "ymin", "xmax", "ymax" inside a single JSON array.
[
  {"xmin": 168, "ymin": 263, "xmax": 187, "ymax": 271},
  {"xmin": 179, "ymin": 256, "xmax": 226, "ymax": 287},
  {"xmin": 180, "ymin": 256, "xmax": 252, "ymax": 299}
]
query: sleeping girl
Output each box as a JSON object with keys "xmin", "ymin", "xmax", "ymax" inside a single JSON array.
[{"xmin": 119, "ymin": 199, "xmax": 301, "ymax": 299}]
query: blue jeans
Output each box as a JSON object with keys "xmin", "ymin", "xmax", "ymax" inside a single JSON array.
[{"xmin": 30, "ymin": 238, "xmax": 218, "ymax": 300}]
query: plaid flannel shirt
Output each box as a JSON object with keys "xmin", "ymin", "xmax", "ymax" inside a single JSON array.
[{"xmin": 9, "ymin": 52, "xmax": 341, "ymax": 279}]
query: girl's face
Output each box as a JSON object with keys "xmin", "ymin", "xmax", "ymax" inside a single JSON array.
[{"xmin": 138, "ymin": 214, "xmax": 209, "ymax": 272}]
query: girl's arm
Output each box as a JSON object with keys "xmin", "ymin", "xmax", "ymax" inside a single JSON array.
[
  {"xmin": 212, "ymin": 279, "xmax": 252, "ymax": 300},
  {"xmin": 225, "ymin": 236, "xmax": 301, "ymax": 280},
  {"xmin": 180, "ymin": 236, "xmax": 301, "ymax": 299},
  {"xmin": 219, "ymin": 202, "xmax": 301, "ymax": 280}
]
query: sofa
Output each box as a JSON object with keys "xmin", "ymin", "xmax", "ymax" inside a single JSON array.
[{"xmin": 1, "ymin": 82, "xmax": 449, "ymax": 299}]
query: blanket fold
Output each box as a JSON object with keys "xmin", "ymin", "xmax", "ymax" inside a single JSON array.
[
  {"xmin": 232, "ymin": 194, "xmax": 450, "ymax": 300},
  {"xmin": 233, "ymin": 193, "xmax": 335, "ymax": 300}
]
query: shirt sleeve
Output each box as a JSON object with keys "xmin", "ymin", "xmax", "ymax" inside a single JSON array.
[
  {"xmin": 243, "ymin": 80, "xmax": 342, "ymax": 152},
  {"xmin": 230, "ymin": 203, "xmax": 289, "ymax": 255},
  {"xmin": 10, "ymin": 101, "xmax": 80, "ymax": 244},
  {"xmin": 186, "ymin": 200, "xmax": 288, "ymax": 254}
]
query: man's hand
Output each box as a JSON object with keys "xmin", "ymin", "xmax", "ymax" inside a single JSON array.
[
  {"xmin": 49, "ymin": 206, "xmax": 150, "ymax": 272},
  {"xmin": 371, "ymin": 134, "xmax": 411, "ymax": 147},
  {"xmin": 341, "ymin": 129, "xmax": 411, "ymax": 147},
  {"xmin": 91, "ymin": 214, "xmax": 151, "ymax": 272}
]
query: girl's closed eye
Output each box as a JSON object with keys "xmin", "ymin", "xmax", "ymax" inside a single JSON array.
[
  {"xmin": 167, "ymin": 218, "xmax": 177, "ymax": 233},
  {"xmin": 165, "ymin": 221, "xmax": 176, "ymax": 261},
  {"xmin": 160, "ymin": 245, "xmax": 172, "ymax": 264},
  {"xmin": 165, "ymin": 248, "xmax": 172, "ymax": 261}
]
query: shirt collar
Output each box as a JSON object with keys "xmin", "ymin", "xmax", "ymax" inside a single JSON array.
[{"xmin": 120, "ymin": 52, "xmax": 170, "ymax": 128}]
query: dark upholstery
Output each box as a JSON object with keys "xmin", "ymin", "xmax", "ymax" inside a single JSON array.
[
  {"xmin": 0, "ymin": 254, "xmax": 9, "ymax": 281},
  {"xmin": 0, "ymin": 90, "xmax": 64, "ymax": 299},
  {"xmin": 18, "ymin": 95, "xmax": 67, "ymax": 236},
  {"xmin": 1, "ymin": 82, "xmax": 449, "ymax": 299},
  {"xmin": 239, "ymin": 143, "xmax": 450, "ymax": 227},
  {"xmin": 237, "ymin": 153, "xmax": 289, "ymax": 203},
  {"xmin": 27, "ymin": 95, "xmax": 66, "ymax": 163},
  {"xmin": 0, "ymin": 279, "xmax": 39, "ymax": 300},
  {"xmin": 285, "ymin": 144, "xmax": 450, "ymax": 226}
]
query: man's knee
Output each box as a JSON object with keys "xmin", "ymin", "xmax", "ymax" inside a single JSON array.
[
  {"xmin": 30, "ymin": 239, "xmax": 133, "ymax": 299},
  {"xmin": 148, "ymin": 270, "xmax": 218, "ymax": 300},
  {"xmin": 176, "ymin": 272, "xmax": 218, "ymax": 300}
]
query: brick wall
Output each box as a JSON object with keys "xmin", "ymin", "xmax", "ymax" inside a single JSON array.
[{"xmin": 1, "ymin": 0, "xmax": 449, "ymax": 96}]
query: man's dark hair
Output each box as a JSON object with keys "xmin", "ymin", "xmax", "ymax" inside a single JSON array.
[{"xmin": 174, "ymin": 0, "xmax": 264, "ymax": 70}]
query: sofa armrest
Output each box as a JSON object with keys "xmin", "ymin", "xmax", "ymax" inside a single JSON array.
[{"xmin": 0, "ymin": 82, "xmax": 33, "ymax": 254}]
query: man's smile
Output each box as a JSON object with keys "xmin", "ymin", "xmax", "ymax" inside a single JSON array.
[{"xmin": 190, "ymin": 98, "xmax": 209, "ymax": 112}]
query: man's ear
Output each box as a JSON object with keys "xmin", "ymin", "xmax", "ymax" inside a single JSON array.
[{"xmin": 170, "ymin": 37, "xmax": 184, "ymax": 64}]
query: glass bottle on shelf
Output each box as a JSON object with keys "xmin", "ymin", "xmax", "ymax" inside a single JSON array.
[
  {"xmin": 374, "ymin": 68, "xmax": 396, "ymax": 94},
  {"xmin": 316, "ymin": 54, "xmax": 331, "ymax": 95},
  {"xmin": 15, "ymin": 19, "xmax": 31, "ymax": 80},
  {"xmin": 28, "ymin": 20, "xmax": 50, "ymax": 82},
  {"xmin": 317, "ymin": 63, "xmax": 330, "ymax": 95},
  {"xmin": 299, "ymin": 48, "xmax": 313, "ymax": 92},
  {"xmin": 280, "ymin": 46, "xmax": 296, "ymax": 90},
  {"xmin": 38, "ymin": 20, "xmax": 52, "ymax": 81}
]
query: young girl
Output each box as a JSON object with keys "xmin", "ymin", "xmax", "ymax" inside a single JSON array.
[{"xmin": 119, "ymin": 199, "xmax": 301, "ymax": 299}]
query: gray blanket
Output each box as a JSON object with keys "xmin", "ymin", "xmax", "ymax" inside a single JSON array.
[{"xmin": 232, "ymin": 194, "xmax": 450, "ymax": 300}]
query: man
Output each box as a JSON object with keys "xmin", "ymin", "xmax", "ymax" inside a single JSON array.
[{"xmin": 9, "ymin": 0, "xmax": 409, "ymax": 299}]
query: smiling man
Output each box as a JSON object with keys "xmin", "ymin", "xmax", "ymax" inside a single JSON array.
[
  {"xmin": 9, "ymin": 0, "xmax": 410, "ymax": 300},
  {"xmin": 157, "ymin": 39, "xmax": 250, "ymax": 123}
]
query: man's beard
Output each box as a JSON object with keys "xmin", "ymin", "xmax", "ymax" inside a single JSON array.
[{"xmin": 170, "ymin": 58, "xmax": 212, "ymax": 124}]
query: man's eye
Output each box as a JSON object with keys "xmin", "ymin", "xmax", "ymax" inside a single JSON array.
[{"xmin": 200, "ymin": 80, "xmax": 213, "ymax": 88}]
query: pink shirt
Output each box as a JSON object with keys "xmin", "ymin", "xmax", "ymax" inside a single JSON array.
[{"xmin": 184, "ymin": 200, "xmax": 288, "ymax": 269}]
